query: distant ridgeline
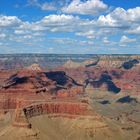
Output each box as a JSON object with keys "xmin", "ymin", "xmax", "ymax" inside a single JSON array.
[{"xmin": 0, "ymin": 54, "xmax": 140, "ymax": 70}]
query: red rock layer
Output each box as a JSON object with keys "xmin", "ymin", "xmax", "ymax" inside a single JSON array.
[{"xmin": 23, "ymin": 102, "xmax": 90, "ymax": 118}]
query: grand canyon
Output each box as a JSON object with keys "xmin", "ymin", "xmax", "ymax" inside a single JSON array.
[
  {"xmin": 1, "ymin": 0, "xmax": 140, "ymax": 139},
  {"xmin": 0, "ymin": 54, "xmax": 139, "ymax": 140}
]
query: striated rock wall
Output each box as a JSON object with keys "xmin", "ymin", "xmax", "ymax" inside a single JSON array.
[
  {"xmin": 0, "ymin": 98, "xmax": 17, "ymax": 110},
  {"xmin": 23, "ymin": 102, "xmax": 89, "ymax": 118}
]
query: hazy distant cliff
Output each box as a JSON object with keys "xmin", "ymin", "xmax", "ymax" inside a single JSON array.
[{"xmin": 0, "ymin": 54, "xmax": 140, "ymax": 70}]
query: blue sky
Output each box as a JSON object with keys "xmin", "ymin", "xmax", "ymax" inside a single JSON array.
[{"xmin": 0, "ymin": 0, "xmax": 140, "ymax": 54}]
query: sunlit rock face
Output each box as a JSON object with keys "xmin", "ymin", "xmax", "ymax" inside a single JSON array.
[
  {"xmin": 23, "ymin": 102, "xmax": 89, "ymax": 118},
  {"xmin": 0, "ymin": 55, "xmax": 140, "ymax": 140},
  {"xmin": 26, "ymin": 63, "xmax": 42, "ymax": 71}
]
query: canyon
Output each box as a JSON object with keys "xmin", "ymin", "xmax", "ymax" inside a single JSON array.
[{"xmin": 0, "ymin": 55, "xmax": 139, "ymax": 140}]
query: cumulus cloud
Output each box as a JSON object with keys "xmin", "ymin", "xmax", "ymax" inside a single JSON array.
[
  {"xmin": 14, "ymin": 30, "xmax": 30, "ymax": 35},
  {"xmin": 0, "ymin": 15, "xmax": 22, "ymax": 27},
  {"xmin": 0, "ymin": 14, "xmax": 83, "ymax": 36},
  {"xmin": 76, "ymin": 30, "xmax": 95, "ymax": 39},
  {"xmin": 62, "ymin": 0, "xmax": 108, "ymax": 15},
  {"xmin": 120, "ymin": 35, "xmax": 136, "ymax": 44},
  {"xmin": 26, "ymin": 0, "xmax": 108, "ymax": 15},
  {"xmin": 36, "ymin": 14, "xmax": 86, "ymax": 32},
  {"xmin": 127, "ymin": 26, "xmax": 140, "ymax": 34},
  {"xmin": 0, "ymin": 6, "xmax": 140, "ymax": 51},
  {"xmin": 13, "ymin": 14, "xmax": 80, "ymax": 33},
  {"xmin": 39, "ymin": 14, "xmax": 79, "ymax": 26},
  {"xmin": 96, "ymin": 7, "xmax": 140, "ymax": 28}
]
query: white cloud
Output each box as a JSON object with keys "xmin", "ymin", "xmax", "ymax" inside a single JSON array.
[
  {"xmin": 127, "ymin": 26, "xmax": 140, "ymax": 34},
  {"xmin": 0, "ymin": 15, "xmax": 22, "ymax": 27},
  {"xmin": 0, "ymin": 33, "xmax": 6, "ymax": 38},
  {"xmin": 18, "ymin": 21, "xmax": 46, "ymax": 31},
  {"xmin": 15, "ymin": 14, "xmax": 80, "ymax": 33},
  {"xmin": 62, "ymin": 0, "xmax": 108, "ymax": 15},
  {"xmin": 27, "ymin": 0, "xmax": 57, "ymax": 11},
  {"xmin": 76, "ymin": 30, "xmax": 95, "ymax": 39},
  {"xmin": 41, "ymin": 2, "xmax": 57, "ymax": 11},
  {"xmin": 23, "ymin": 35, "xmax": 32, "ymax": 39},
  {"xmin": 126, "ymin": 7, "xmax": 140, "ymax": 22},
  {"xmin": 97, "ymin": 7, "xmax": 140, "ymax": 28},
  {"xmin": 14, "ymin": 30, "xmax": 29, "ymax": 34},
  {"xmin": 39, "ymin": 14, "xmax": 79, "ymax": 26},
  {"xmin": 0, "ymin": 9, "xmax": 140, "ymax": 51},
  {"xmin": 120, "ymin": 35, "xmax": 136, "ymax": 43},
  {"xmin": 51, "ymin": 37, "xmax": 94, "ymax": 47},
  {"xmin": 36, "ymin": 14, "xmax": 83, "ymax": 32},
  {"xmin": 97, "ymin": 14, "xmax": 118, "ymax": 27},
  {"xmin": 103, "ymin": 37, "xmax": 110, "ymax": 44}
]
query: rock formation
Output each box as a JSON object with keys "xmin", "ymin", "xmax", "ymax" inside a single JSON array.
[
  {"xmin": 23, "ymin": 101, "xmax": 90, "ymax": 119},
  {"xmin": 1, "ymin": 67, "xmax": 83, "ymax": 96},
  {"xmin": 27, "ymin": 63, "xmax": 42, "ymax": 71},
  {"xmin": 0, "ymin": 55, "xmax": 139, "ymax": 140},
  {"xmin": 13, "ymin": 99, "xmax": 31, "ymax": 128},
  {"xmin": 84, "ymin": 71, "xmax": 121, "ymax": 93},
  {"xmin": 63, "ymin": 57, "xmax": 99, "ymax": 68}
]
